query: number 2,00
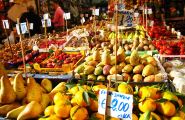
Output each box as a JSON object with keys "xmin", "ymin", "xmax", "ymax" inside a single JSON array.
[{"xmin": 101, "ymin": 98, "xmax": 130, "ymax": 112}]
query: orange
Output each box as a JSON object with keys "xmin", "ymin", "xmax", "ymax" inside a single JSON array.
[
  {"xmin": 46, "ymin": 114, "xmax": 62, "ymax": 120},
  {"xmin": 94, "ymin": 113, "xmax": 104, "ymax": 120},
  {"xmin": 175, "ymin": 111, "xmax": 185, "ymax": 119},
  {"xmin": 70, "ymin": 105, "xmax": 88, "ymax": 120},
  {"xmin": 138, "ymin": 86, "xmax": 161, "ymax": 99},
  {"xmin": 68, "ymin": 86, "xmax": 79, "ymax": 95},
  {"xmin": 177, "ymin": 98, "xmax": 183, "ymax": 108},
  {"xmin": 138, "ymin": 98, "xmax": 156, "ymax": 112},
  {"xmin": 92, "ymin": 85, "xmax": 107, "ymax": 94},
  {"xmin": 118, "ymin": 83, "xmax": 133, "ymax": 95},
  {"xmin": 44, "ymin": 105, "xmax": 55, "ymax": 117},
  {"xmin": 89, "ymin": 99, "xmax": 98, "ymax": 112},
  {"xmin": 53, "ymin": 92, "xmax": 69, "ymax": 105},
  {"xmin": 74, "ymin": 90, "xmax": 89, "ymax": 107},
  {"xmin": 54, "ymin": 103, "xmax": 71, "ymax": 118},
  {"xmin": 170, "ymin": 117, "xmax": 183, "ymax": 120},
  {"xmin": 157, "ymin": 101, "xmax": 176, "ymax": 117},
  {"xmin": 132, "ymin": 113, "xmax": 138, "ymax": 120}
]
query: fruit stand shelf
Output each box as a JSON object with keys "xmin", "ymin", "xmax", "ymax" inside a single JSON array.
[{"xmin": 7, "ymin": 73, "xmax": 73, "ymax": 80}]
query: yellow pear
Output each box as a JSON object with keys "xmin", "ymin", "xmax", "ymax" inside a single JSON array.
[
  {"xmin": 0, "ymin": 76, "xmax": 16, "ymax": 104},
  {"xmin": 40, "ymin": 93, "xmax": 50, "ymax": 110},
  {"xmin": 0, "ymin": 102, "xmax": 20, "ymax": 115},
  {"xmin": 41, "ymin": 78, "xmax": 52, "ymax": 93},
  {"xmin": 13, "ymin": 73, "xmax": 27, "ymax": 100},
  {"xmin": 6, "ymin": 105, "xmax": 26, "ymax": 119},
  {"xmin": 26, "ymin": 77, "xmax": 42, "ymax": 103},
  {"xmin": 17, "ymin": 101, "xmax": 43, "ymax": 120},
  {"xmin": 49, "ymin": 82, "xmax": 66, "ymax": 100}
]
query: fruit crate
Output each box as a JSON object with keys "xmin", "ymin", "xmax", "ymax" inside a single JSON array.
[{"xmin": 33, "ymin": 51, "xmax": 85, "ymax": 73}]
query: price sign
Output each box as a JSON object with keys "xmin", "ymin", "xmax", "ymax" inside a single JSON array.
[
  {"xmin": 64, "ymin": 13, "xmax": 71, "ymax": 20},
  {"xmin": 20, "ymin": 22, "xmax": 28, "ymax": 34},
  {"xmin": 149, "ymin": 20, "xmax": 154, "ymax": 27},
  {"xmin": 16, "ymin": 22, "xmax": 28, "ymax": 34},
  {"xmin": 43, "ymin": 13, "xmax": 49, "ymax": 20},
  {"xmin": 2, "ymin": 20, "xmax": 9, "ymax": 29},
  {"xmin": 29, "ymin": 23, "xmax": 33, "ymax": 30},
  {"xmin": 81, "ymin": 17, "xmax": 85, "ymax": 24},
  {"xmin": 92, "ymin": 9, "xmax": 99, "ymax": 16},
  {"xmin": 98, "ymin": 89, "xmax": 133, "ymax": 119},
  {"xmin": 148, "ymin": 9, "xmax": 153, "ymax": 14},
  {"xmin": 42, "ymin": 19, "xmax": 51, "ymax": 27},
  {"xmin": 147, "ymin": 51, "xmax": 153, "ymax": 56},
  {"xmin": 122, "ymin": 10, "xmax": 134, "ymax": 27}
]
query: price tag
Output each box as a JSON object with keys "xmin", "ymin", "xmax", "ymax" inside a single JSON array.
[
  {"xmin": 92, "ymin": 9, "xmax": 99, "ymax": 16},
  {"xmin": 177, "ymin": 31, "xmax": 181, "ymax": 39},
  {"xmin": 29, "ymin": 23, "xmax": 33, "ymax": 30},
  {"xmin": 80, "ymin": 17, "xmax": 85, "ymax": 24},
  {"xmin": 134, "ymin": 12, "xmax": 139, "ymax": 17},
  {"xmin": 64, "ymin": 13, "xmax": 71, "ymax": 20},
  {"xmin": 2, "ymin": 20, "xmax": 9, "ymax": 29},
  {"xmin": 47, "ymin": 19, "xmax": 51, "ymax": 27},
  {"xmin": 148, "ymin": 8, "xmax": 153, "ymax": 14},
  {"xmin": 122, "ymin": 10, "xmax": 134, "ymax": 27},
  {"xmin": 149, "ymin": 20, "xmax": 154, "ymax": 27},
  {"xmin": 147, "ymin": 51, "xmax": 153, "ymax": 56},
  {"xmin": 20, "ymin": 22, "xmax": 28, "ymax": 34},
  {"xmin": 98, "ymin": 89, "xmax": 133, "ymax": 120},
  {"xmin": 43, "ymin": 13, "xmax": 49, "ymax": 20}
]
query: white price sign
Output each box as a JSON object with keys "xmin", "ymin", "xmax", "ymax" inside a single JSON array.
[
  {"xmin": 134, "ymin": 12, "xmax": 139, "ymax": 17},
  {"xmin": 148, "ymin": 8, "xmax": 153, "ymax": 14},
  {"xmin": 16, "ymin": 22, "xmax": 28, "ymax": 34},
  {"xmin": 92, "ymin": 9, "xmax": 99, "ymax": 16},
  {"xmin": 98, "ymin": 89, "xmax": 133, "ymax": 120},
  {"xmin": 122, "ymin": 10, "xmax": 134, "ymax": 27},
  {"xmin": 2, "ymin": 20, "xmax": 9, "ymax": 29},
  {"xmin": 43, "ymin": 13, "xmax": 49, "ymax": 20},
  {"xmin": 64, "ymin": 13, "xmax": 71, "ymax": 20},
  {"xmin": 29, "ymin": 23, "xmax": 33, "ymax": 30},
  {"xmin": 81, "ymin": 17, "xmax": 85, "ymax": 24},
  {"xmin": 42, "ymin": 19, "xmax": 51, "ymax": 27}
]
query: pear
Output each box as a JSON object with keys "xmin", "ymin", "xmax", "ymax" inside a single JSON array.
[
  {"xmin": 6, "ymin": 105, "xmax": 26, "ymax": 119},
  {"xmin": 40, "ymin": 93, "xmax": 50, "ymax": 110},
  {"xmin": 0, "ymin": 102, "xmax": 20, "ymax": 115},
  {"xmin": 13, "ymin": 73, "xmax": 27, "ymax": 100},
  {"xmin": 26, "ymin": 77, "xmax": 42, "ymax": 103},
  {"xmin": 117, "ymin": 46, "xmax": 125, "ymax": 63},
  {"xmin": 93, "ymin": 49, "xmax": 101, "ymax": 61},
  {"xmin": 17, "ymin": 101, "xmax": 43, "ymax": 120},
  {"xmin": 41, "ymin": 78, "xmax": 52, "ymax": 93},
  {"xmin": 0, "ymin": 76, "xmax": 16, "ymax": 104},
  {"xmin": 130, "ymin": 50, "xmax": 140, "ymax": 66}
]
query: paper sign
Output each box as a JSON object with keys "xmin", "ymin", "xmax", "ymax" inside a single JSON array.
[
  {"xmin": 2, "ymin": 20, "xmax": 9, "ymax": 29},
  {"xmin": 147, "ymin": 51, "xmax": 153, "ymax": 56},
  {"xmin": 64, "ymin": 13, "xmax": 71, "ymax": 20},
  {"xmin": 148, "ymin": 9, "xmax": 152, "ymax": 14},
  {"xmin": 92, "ymin": 9, "xmax": 99, "ymax": 16},
  {"xmin": 42, "ymin": 19, "xmax": 51, "ymax": 27},
  {"xmin": 29, "ymin": 23, "xmax": 33, "ymax": 30},
  {"xmin": 43, "ymin": 13, "xmax": 49, "ymax": 20},
  {"xmin": 122, "ymin": 10, "xmax": 134, "ymax": 27},
  {"xmin": 16, "ymin": 22, "xmax": 28, "ymax": 34},
  {"xmin": 134, "ymin": 12, "xmax": 139, "ymax": 17},
  {"xmin": 81, "ymin": 17, "xmax": 85, "ymax": 24},
  {"xmin": 20, "ymin": 22, "xmax": 28, "ymax": 34},
  {"xmin": 149, "ymin": 20, "xmax": 154, "ymax": 27},
  {"xmin": 98, "ymin": 89, "xmax": 133, "ymax": 120}
]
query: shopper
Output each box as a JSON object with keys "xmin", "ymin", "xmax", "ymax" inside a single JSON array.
[
  {"xmin": 20, "ymin": 6, "xmax": 42, "ymax": 36},
  {"xmin": 51, "ymin": 0, "xmax": 65, "ymax": 32}
]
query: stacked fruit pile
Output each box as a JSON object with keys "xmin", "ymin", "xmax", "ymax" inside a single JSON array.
[
  {"xmin": 75, "ymin": 49, "xmax": 165, "ymax": 82},
  {"xmin": 0, "ymin": 71, "xmax": 184, "ymax": 120}
]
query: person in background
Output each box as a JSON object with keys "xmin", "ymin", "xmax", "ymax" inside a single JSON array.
[
  {"xmin": 20, "ymin": 6, "xmax": 42, "ymax": 36},
  {"xmin": 69, "ymin": 1, "xmax": 79, "ymax": 26},
  {"xmin": 51, "ymin": 0, "xmax": 65, "ymax": 32}
]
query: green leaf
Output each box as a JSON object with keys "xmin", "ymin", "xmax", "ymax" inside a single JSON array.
[
  {"xmin": 155, "ymin": 98, "xmax": 167, "ymax": 103},
  {"xmin": 65, "ymin": 83, "xmax": 76, "ymax": 90},
  {"xmin": 89, "ymin": 115, "xmax": 99, "ymax": 120},
  {"xmin": 181, "ymin": 104, "xmax": 185, "ymax": 113},
  {"xmin": 83, "ymin": 91, "xmax": 90, "ymax": 106},
  {"xmin": 88, "ymin": 91, "xmax": 98, "ymax": 100},
  {"xmin": 143, "ymin": 111, "xmax": 151, "ymax": 120},
  {"xmin": 49, "ymin": 49, "xmax": 54, "ymax": 53}
]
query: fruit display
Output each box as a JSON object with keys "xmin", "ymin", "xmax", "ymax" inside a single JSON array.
[
  {"xmin": 64, "ymin": 36, "xmax": 89, "ymax": 48},
  {"xmin": 152, "ymin": 39, "xmax": 185, "ymax": 55},
  {"xmin": 148, "ymin": 26, "xmax": 172, "ymax": 39},
  {"xmin": 39, "ymin": 38, "xmax": 66, "ymax": 49},
  {"xmin": 75, "ymin": 49, "xmax": 166, "ymax": 82},
  {"xmin": 1, "ymin": 72, "xmax": 185, "ymax": 120},
  {"xmin": 40, "ymin": 50, "xmax": 83, "ymax": 68}
]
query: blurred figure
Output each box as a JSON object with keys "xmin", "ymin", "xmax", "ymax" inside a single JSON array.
[
  {"xmin": 20, "ymin": 5, "xmax": 42, "ymax": 36},
  {"xmin": 69, "ymin": 1, "xmax": 79, "ymax": 25},
  {"xmin": 51, "ymin": 0, "xmax": 65, "ymax": 32}
]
